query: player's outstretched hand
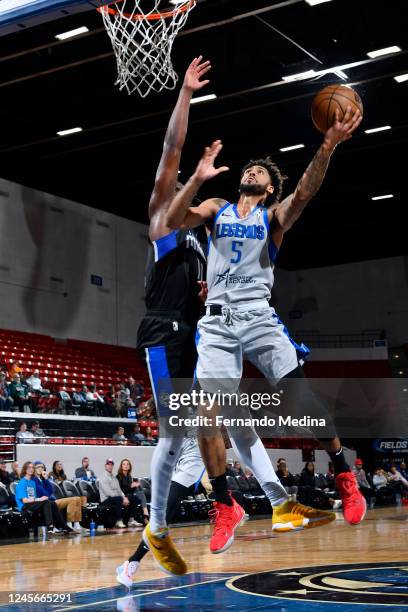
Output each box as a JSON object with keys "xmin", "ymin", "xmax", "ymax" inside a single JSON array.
[
  {"xmin": 324, "ymin": 106, "xmax": 362, "ymax": 149},
  {"xmin": 197, "ymin": 280, "xmax": 208, "ymax": 303},
  {"xmin": 183, "ymin": 56, "xmax": 211, "ymax": 92},
  {"xmin": 194, "ymin": 140, "xmax": 229, "ymax": 183}
]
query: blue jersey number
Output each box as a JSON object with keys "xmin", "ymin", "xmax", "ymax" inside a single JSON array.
[{"xmin": 231, "ymin": 241, "xmax": 243, "ymax": 264}]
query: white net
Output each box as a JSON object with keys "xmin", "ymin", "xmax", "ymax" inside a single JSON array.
[{"xmin": 99, "ymin": 0, "xmax": 196, "ymax": 97}]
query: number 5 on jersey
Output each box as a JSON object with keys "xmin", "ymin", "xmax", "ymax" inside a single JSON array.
[{"xmin": 231, "ymin": 240, "xmax": 243, "ymax": 264}]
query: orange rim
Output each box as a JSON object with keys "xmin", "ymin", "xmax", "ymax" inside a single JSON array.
[{"xmin": 97, "ymin": 0, "xmax": 196, "ymax": 21}]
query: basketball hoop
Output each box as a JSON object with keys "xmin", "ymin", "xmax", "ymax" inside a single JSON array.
[{"xmin": 98, "ymin": 0, "xmax": 197, "ymax": 97}]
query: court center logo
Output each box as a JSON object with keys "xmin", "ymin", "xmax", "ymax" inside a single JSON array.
[
  {"xmin": 227, "ymin": 562, "xmax": 408, "ymax": 606},
  {"xmin": 214, "ymin": 268, "xmax": 255, "ymax": 287}
]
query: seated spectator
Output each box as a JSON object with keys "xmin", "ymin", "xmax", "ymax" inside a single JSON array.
[
  {"xmin": 238, "ymin": 468, "xmax": 263, "ymax": 495},
  {"xmin": 128, "ymin": 377, "xmax": 143, "ymax": 407},
  {"xmin": 15, "ymin": 461, "xmax": 73, "ymax": 534},
  {"xmin": 129, "ymin": 424, "xmax": 146, "ymax": 445},
  {"xmin": 9, "ymin": 375, "xmax": 33, "ymax": 412},
  {"xmin": 233, "ymin": 461, "xmax": 244, "ymax": 477},
  {"xmin": 33, "ymin": 462, "xmax": 79, "ymax": 532},
  {"xmin": 8, "ymin": 360, "xmax": 23, "ymax": 379},
  {"xmin": 372, "ymin": 468, "xmax": 391, "ymax": 490},
  {"xmin": 26, "ymin": 370, "xmax": 43, "ymax": 393},
  {"xmin": 75, "ymin": 457, "xmax": 97, "ymax": 481},
  {"xmin": 225, "ymin": 460, "xmax": 235, "ymax": 477},
  {"xmin": 144, "ymin": 426, "xmax": 157, "ymax": 445},
  {"xmin": 276, "ymin": 458, "xmax": 297, "ymax": 495},
  {"xmin": 112, "ymin": 426, "xmax": 127, "ymax": 445},
  {"xmin": 58, "ymin": 389, "xmax": 74, "ymax": 414},
  {"xmin": 388, "ymin": 465, "xmax": 408, "ymax": 490},
  {"xmin": 16, "ymin": 421, "xmax": 34, "ymax": 444},
  {"xmin": 353, "ymin": 459, "xmax": 376, "ymax": 504},
  {"xmin": 0, "ymin": 371, "xmax": 13, "ymax": 410},
  {"xmin": 9, "ymin": 461, "xmax": 20, "ymax": 482},
  {"xmin": 0, "ymin": 459, "xmax": 12, "ymax": 486},
  {"xmin": 48, "ymin": 460, "xmax": 67, "ymax": 485},
  {"xmin": 72, "ymin": 388, "xmax": 87, "ymax": 414},
  {"xmin": 298, "ymin": 462, "xmax": 337, "ymax": 510},
  {"xmin": 99, "ymin": 458, "xmax": 129, "ymax": 528},
  {"xmin": 30, "ymin": 421, "xmax": 46, "ymax": 443},
  {"xmin": 87, "ymin": 384, "xmax": 110, "ymax": 417},
  {"xmin": 117, "ymin": 459, "xmax": 149, "ymax": 526},
  {"xmin": 325, "ymin": 461, "xmax": 335, "ymax": 489},
  {"xmin": 399, "ymin": 462, "xmax": 408, "ymax": 480},
  {"xmin": 104, "ymin": 384, "xmax": 116, "ymax": 416}
]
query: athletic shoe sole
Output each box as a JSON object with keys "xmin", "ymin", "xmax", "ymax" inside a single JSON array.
[{"xmin": 272, "ymin": 513, "xmax": 336, "ymax": 533}]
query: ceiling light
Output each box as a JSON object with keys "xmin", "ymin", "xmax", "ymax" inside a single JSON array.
[
  {"xmin": 305, "ymin": 0, "xmax": 332, "ymax": 5},
  {"xmin": 364, "ymin": 126, "xmax": 391, "ymax": 134},
  {"xmin": 57, "ymin": 127, "xmax": 83, "ymax": 136},
  {"xmin": 279, "ymin": 144, "xmax": 305, "ymax": 152},
  {"xmin": 55, "ymin": 26, "xmax": 89, "ymax": 40},
  {"xmin": 282, "ymin": 70, "xmax": 316, "ymax": 82},
  {"xmin": 398, "ymin": 371, "xmax": 404, "ymax": 375},
  {"xmin": 394, "ymin": 73, "xmax": 408, "ymax": 83},
  {"xmin": 394, "ymin": 355, "xmax": 400, "ymax": 358},
  {"xmin": 403, "ymin": 388, "xmax": 408, "ymax": 392},
  {"xmin": 367, "ymin": 46, "xmax": 401, "ymax": 59},
  {"xmin": 371, "ymin": 194, "xmax": 394, "ymax": 201},
  {"xmin": 190, "ymin": 94, "xmax": 217, "ymax": 105}
]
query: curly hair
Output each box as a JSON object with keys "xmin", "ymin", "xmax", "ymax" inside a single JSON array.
[{"xmin": 241, "ymin": 156, "xmax": 286, "ymax": 204}]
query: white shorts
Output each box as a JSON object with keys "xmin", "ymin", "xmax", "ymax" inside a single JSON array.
[
  {"xmin": 171, "ymin": 437, "xmax": 204, "ymax": 488},
  {"xmin": 196, "ymin": 304, "xmax": 298, "ymax": 393}
]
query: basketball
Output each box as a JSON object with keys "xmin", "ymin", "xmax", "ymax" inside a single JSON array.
[{"xmin": 311, "ymin": 85, "xmax": 364, "ymax": 134}]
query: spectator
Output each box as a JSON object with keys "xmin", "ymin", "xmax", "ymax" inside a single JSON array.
[
  {"xmin": 232, "ymin": 461, "xmax": 244, "ymax": 476},
  {"xmin": 144, "ymin": 426, "xmax": 157, "ymax": 445},
  {"xmin": 117, "ymin": 459, "xmax": 149, "ymax": 526},
  {"xmin": 115, "ymin": 383, "xmax": 131, "ymax": 418},
  {"xmin": 9, "ymin": 375, "xmax": 32, "ymax": 412},
  {"xmin": 30, "ymin": 421, "xmax": 46, "ymax": 443},
  {"xmin": 9, "ymin": 461, "xmax": 20, "ymax": 482},
  {"xmin": 388, "ymin": 465, "xmax": 408, "ymax": 490},
  {"xmin": 15, "ymin": 461, "xmax": 71, "ymax": 534},
  {"xmin": 225, "ymin": 460, "xmax": 235, "ymax": 477},
  {"xmin": 49, "ymin": 460, "xmax": 67, "ymax": 485},
  {"xmin": 58, "ymin": 389, "xmax": 74, "ymax": 414},
  {"xmin": 128, "ymin": 377, "xmax": 143, "ymax": 406},
  {"xmin": 0, "ymin": 459, "xmax": 12, "ymax": 486},
  {"xmin": 399, "ymin": 462, "xmax": 408, "ymax": 480},
  {"xmin": 33, "ymin": 462, "xmax": 77, "ymax": 533},
  {"xmin": 16, "ymin": 421, "xmax": 34, "ymax": 444},
  {"xmin": 325, "ymin": 461, "xmax": 335, "ymax": 489},
  {"xmin": 276, "ymin": 458, "xmax": 297, "ymax": 495},
  {"xmin": 104, "ymin": 384, "xmax": 116, "ymax": 416},
  {"xmin": 112, "ymin": 426, "xmax": 127, "ymax": 445},
  {"xmin": 26, "ymin": 370, "xmax": 43, "ymax": 392},
  {"xmin": 75, "ymin": 457, "xmax": 97, "ymax": 481},
  {"xmin": 98, "ymin": 458, "xmax": 129, "ymax": 528},
  {"xmin": 72, "ymin": 388, "xmax": 87, "ymax": 414},
  {"xmin": 87, "ymin": 384, "xmax": 110, "ymax": 417},
  {"xmin": 0, "ymin": 371, "xmax": 13, "ymax": 410},
  {"xmin": 129, "ymin": 424, "xmax": 146, "ymax": 445},
  {"xmin": 298, "ymin": 462, "xmax": 337, "ymax": 510},
  {"xmin": 8, "ymin": 360, "xmax": 23, "ymax": 379},
  {"xmin": 372, "ymin": 468, "xmax": 390, "ymax": 490},
  {"xmin": 238, "ymin": 468, "xmax": 263, "ymax": 495},
  {"xmin": 353, "ymin": 459, "xmax": 376, "ymax": 506}
]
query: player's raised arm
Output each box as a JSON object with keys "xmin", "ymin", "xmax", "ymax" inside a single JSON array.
[
  {"xmin": 166, "ymin": 140, "xmax": 229, "ymax": 229},
  {"xmin": 148, "ymin": 56, "xmax": 211, "ymax": 218},
  {"xmin": 274, "ymin": 106, "xmax": 362, "ymax": 232}
]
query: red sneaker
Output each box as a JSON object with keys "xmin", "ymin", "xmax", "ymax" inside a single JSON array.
[
  {"xmin": 208, "ymin": 495, "xmax": 245, "ymax": 554},
  {"xmin": 336, "ymin": 471, "xmax": 366, "ymax": 525}
]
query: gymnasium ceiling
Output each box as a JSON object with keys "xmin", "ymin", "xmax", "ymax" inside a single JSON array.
[{"xmin": 0, "ymin": 0, "xmax": 406, "ymax": 269}]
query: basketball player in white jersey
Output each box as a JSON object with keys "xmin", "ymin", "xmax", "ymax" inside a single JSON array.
[{"xmin": 165, "ymin": 106, "xmax": 366, "ymax": 554}]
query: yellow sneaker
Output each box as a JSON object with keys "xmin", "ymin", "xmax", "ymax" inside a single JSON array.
[
  {"xmin": 272, "ymin": 500, "xmax": 336, "ymax": 532},
  {"xmin": 142, "ymin": 523, "xmax": 188, "ymax": 575}
]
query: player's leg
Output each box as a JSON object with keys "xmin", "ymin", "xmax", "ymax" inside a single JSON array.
[
  {"xmin": 243, "ymin": 308, "xmax": 337, "ymax": 531},
  {"xmin": 196, "ymin": 316, "xmax": 246, "ymax": 553}
]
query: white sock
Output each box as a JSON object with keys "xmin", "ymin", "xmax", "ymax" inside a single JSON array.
[
  {"xmin": 73, "ymin": 522, "xmax": 81, "ymax": 529},
  {"xmin": 229, "ymin": 433, "xmax": 289, "ymax": 507},
  {"xmin": 149, "ymin": 436, "xmax": 184, "ymax": 533},
  {"xmin": 128, "ymin": 561, "xmax": 139, "ymax": 576}
]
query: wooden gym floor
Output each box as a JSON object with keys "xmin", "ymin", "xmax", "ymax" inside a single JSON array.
[{"xmin": 1, "ymin": 506, "xmax": 407, "ymax": 611}]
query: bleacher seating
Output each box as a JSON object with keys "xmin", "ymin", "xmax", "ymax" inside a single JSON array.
[{"xmin": 0, "ymin": 328, "xmax": 151, "ymax": 397}]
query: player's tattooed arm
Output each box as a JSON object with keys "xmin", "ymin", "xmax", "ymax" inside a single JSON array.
[
  {"xmin": 274, "ymin": 106, "xmax": 362, "ymax": 231},
  {"xmin": 166, "ymin": 140, "xmax": 229, "ymax": 229}
]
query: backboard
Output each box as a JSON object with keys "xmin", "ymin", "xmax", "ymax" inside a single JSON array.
[{"xmin": 0, "ymin": 0, "xmax": 110, "ymax": 35}]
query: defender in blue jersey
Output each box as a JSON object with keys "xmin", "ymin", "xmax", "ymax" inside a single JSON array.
[{"xmin": 166, "ymin": 107, "xmax": 366, "ymax": 551}]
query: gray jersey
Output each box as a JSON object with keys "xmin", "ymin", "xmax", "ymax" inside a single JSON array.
[{"xmin": 206, "ymin": 202, "xmax": 277, "ymax": 305}]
